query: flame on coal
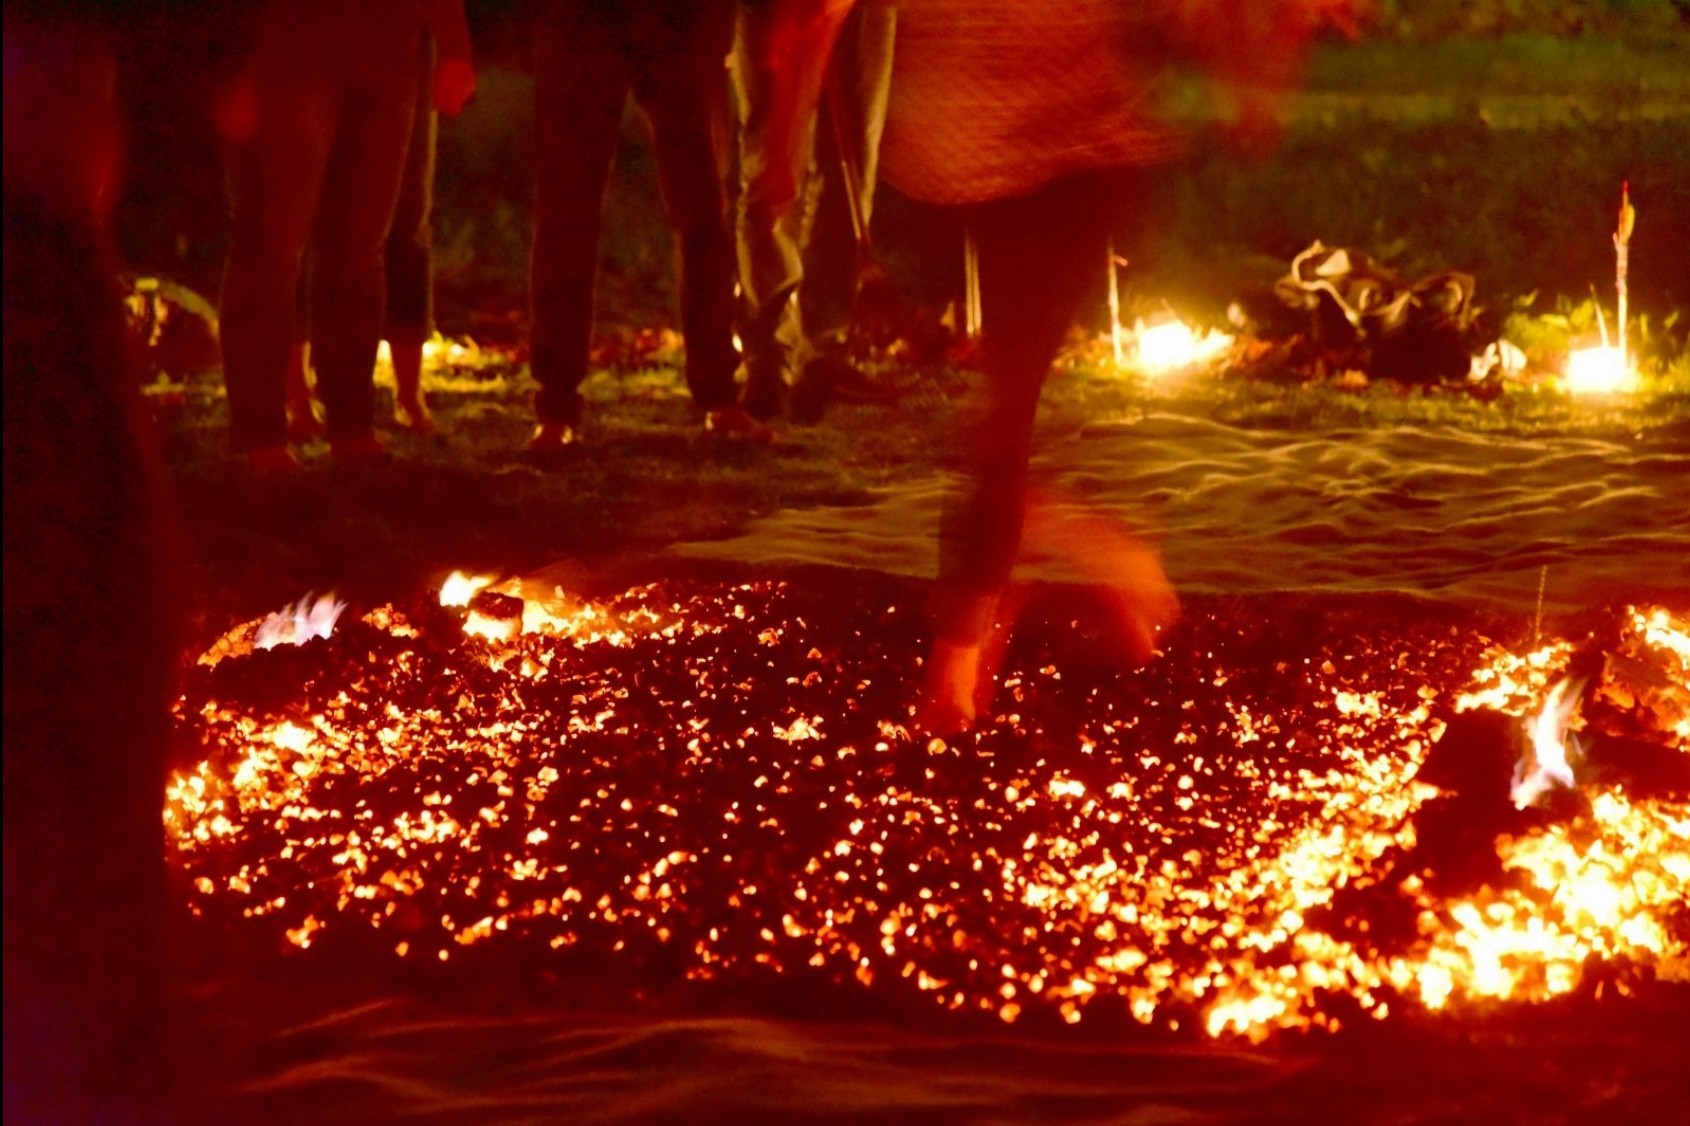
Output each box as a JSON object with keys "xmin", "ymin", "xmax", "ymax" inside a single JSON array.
[
  {"xmin": 438, "ymin": 571, "xmax": 495, "ymax": 608},
  {"xmin": 1511, "ymin": 677, "xmax": 1582, "ymax": 810},
  {"xmin": 253, "ymin": 593, "xmax": 346, "ymax": 651}
]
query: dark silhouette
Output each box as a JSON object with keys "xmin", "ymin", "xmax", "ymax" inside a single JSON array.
[
  {"xmin": 217, "ymin": 0, "xmax": 472, "ymax": 471},
  {"xmin": 731, "ymin": 0, "xmax": 900, "ymax": 423},
  {"xmin": 528, "ymin": 0, "xmax": 766, "ymax": 451},
  {"xmin": 5, "ymin": 15, "xmax": 176, "ymax": 1120}
]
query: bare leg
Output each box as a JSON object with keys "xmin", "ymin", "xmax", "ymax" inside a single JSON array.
[
  {"xmin": 920, "ymin": 171, "xmax": 1136, "ymax": 731},
  {"xmin": 284, "ymin": 340, "xmax": 323, "ymax": 441},
  {"xmin": 389, "ymin": 336, "xmax": 433, "ymax": 431}
]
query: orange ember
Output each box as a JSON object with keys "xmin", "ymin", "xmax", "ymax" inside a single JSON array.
[{"xmin": 166, "ymin": 584, "xmax": 1690, "ymax": 1041}]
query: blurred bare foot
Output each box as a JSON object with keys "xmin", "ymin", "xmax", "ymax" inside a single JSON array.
[
  {"xmin": 390, "ymin": 339, "xmax": 434, "ymax": 433},
  {"xmin": 395, "ymin": 394, "xmax": 435, "ymax": 434},
  {"xmin": 916, "ymin": 639, "xmax": 982, "ymax": 735},
  {"xmin": 286, "ymin": 399, "xmax": 324, "ymax": 443},
  {"xmin": 528, "ymin": 420, "xmax": 577, "ymax": 453},
  {"xmin": 1023, "ymin": 497, "xmax": 1179, "ymax": 663}
]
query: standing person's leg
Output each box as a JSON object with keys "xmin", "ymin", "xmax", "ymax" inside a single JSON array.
[
  {"xmin": 219, "ymin": 32, "xmax": 336, "ymax": 464},
  {"xmin": 923, "ymin": 171, "xmax": 1118, "ymax": 729},
  {"xmin": 636, "ymin": 1, "xmax": 743, "ymax": 423},
  {"xmin": 310, "ymin": 20, "xmax": 420, "ymax": 460},
  {"xmin": 795, "ymin": 1, "xmax": 884, "ymax": 359},
  {"xmin": 387, "ymin": 33, "xmax": 438, "ymax": 432},
  {"xmin": 731, "ymin": 2, "xmax": 813, "ymax": 420},
  {"xmin": 286, "ymin": 256, "xmax": 322, "ymax": 441},
  {"xmin": 790, "ymin": 2, "xmax": 900, "ymax": 420},
  {"xmin": 529, "ymin": 9, "xmax": 629, "ymax": 447}
]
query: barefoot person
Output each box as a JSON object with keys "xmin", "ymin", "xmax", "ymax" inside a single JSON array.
[
  {"xmin": 755, "ymin": 1, "xmax": 1344, "ymax": 729},
  {"xmin": 285, "ymin": 24, "xmax": 455, "ymax": 439},
  {"xmin": 889, "ymin": 0, "xmax": 1350, "ymax": 729},
  {"xmin": 218, "ymin": 0, "xmax": 472, "ymax": 472}
]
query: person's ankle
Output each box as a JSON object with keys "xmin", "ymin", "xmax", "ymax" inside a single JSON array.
[
  {"xmin": 917, "ymin": 639, "xmax": 983, "ymax": 734},
  {"xmin": 395, "ymin": 394, "xmax": 434, "ymax": 433}
]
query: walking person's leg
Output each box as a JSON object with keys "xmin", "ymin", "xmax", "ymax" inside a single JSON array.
[{"xmin": 923, "ymin": 171, "xmax": 1125, "ymax": 729}]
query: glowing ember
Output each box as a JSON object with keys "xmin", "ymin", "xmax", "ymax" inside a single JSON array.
[
  {"xmin": 1565, "ymin": 345, "xmax": 1637, "ymax": 395},
  {"xmin": 165, "ymin": 587, "xmax": 1690, "ymax": 1042},
  {"xmin": 1510, "ymin": 677, "xmax": 1583, "ymax": 810},
  {"xmin": 1134, "ymin": 319, "xmax": 1232, "ymax": 375},
  {"xmin": 252, "ymin": 593, "xmax": 346, "ymax": 651}
]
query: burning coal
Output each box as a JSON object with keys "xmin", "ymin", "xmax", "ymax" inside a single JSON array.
[
  {"xmin": 165, "ymin": 582, "xmax": 1690, "ymax": 1041},
  {"xmin": 1511, "ymin": 678, "xmax": 1582, "ymax": 810}
]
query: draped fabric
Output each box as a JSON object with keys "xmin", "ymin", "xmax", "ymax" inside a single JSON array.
[{"xmin": 879, "ymin": 0, "xmax": 1184, "ymax": 205}]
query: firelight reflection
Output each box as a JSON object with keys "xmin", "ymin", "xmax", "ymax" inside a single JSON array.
[{"xmin": 166, "ymin": 581, "xmax": 1689, "ymax": 1042}]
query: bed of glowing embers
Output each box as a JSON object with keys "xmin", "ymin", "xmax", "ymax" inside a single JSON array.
[{"xmin": 166, "ymin": 575, "xmax": 1690, "ymax": 1042}]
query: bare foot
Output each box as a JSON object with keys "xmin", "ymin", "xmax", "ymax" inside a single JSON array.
[
  {"xmin": 395, "ymin": 395, "xmax": 435, "ymax": 434},
  {"xmin": 1023, "ymin": 497, "xmax": 1179, "ymax": 663},
  {"xmin": 915, "ymin": 639, "xmax": 982, "ymax": 735},
  {"xmin": 528, "ymin": 421, "xmax": 577, "ymax": 453}
]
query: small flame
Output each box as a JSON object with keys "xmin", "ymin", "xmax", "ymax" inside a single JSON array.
[
  {"xmin": 440, "ymin": 571, "xmax": 496, "ymax": 608},
  {"xmin": 253, "ymin": 594, "xmax": 346, "ymax": 651},
  {"xmin": 1511, "ymin": 677, "xmax": 1582, "ymax": 809},
  {"xmin": 1134, "ymin": 319, "xmax": 1231, "ymax": 375},
  {"xmin": 1565, "ymin": 345, "xmax": 1636, "ymax": 395}
]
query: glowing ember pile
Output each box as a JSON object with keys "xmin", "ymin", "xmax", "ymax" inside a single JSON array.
[{"xmin": 166, "ymin": 582, "xmax": 1690, "ymax": 1041}]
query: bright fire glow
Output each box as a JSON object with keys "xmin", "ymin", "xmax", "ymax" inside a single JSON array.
[
  {"xmin": 1134, "ymin": 320, "xmax": 1232, "ymax": 375},
  {"xmin": 1511, "ymin": 677, "xmax": 1581, "ymax": 809},
  {"xmin": 166, "ymin": 588, "xmax": 1690, "ymax": 1043},
  {"xmin": 438, "ymin": 571, "xmax": 495, "ymax": 608},
  {"xmin": 1565, "ymin": 345, "xmax": 1637, "ymax": 395}
]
